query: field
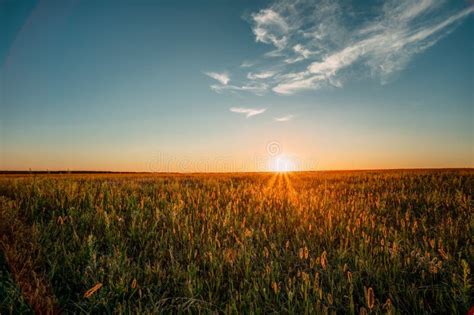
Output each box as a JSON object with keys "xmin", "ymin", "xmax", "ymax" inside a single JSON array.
[{"xmin": 0, "ymin": 170, "xmax": 472, "ymax": 314}]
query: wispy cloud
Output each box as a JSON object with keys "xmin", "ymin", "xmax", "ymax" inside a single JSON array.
[
  {"xmin": 240, "ymin": 61, "xmax": 255, "ymax": 68},
  {"xmin": 251, "ymin": 9, "xmax": 289, "ymax": 50},
  {"xmin": 207, "ymin": 0, "xmax": 472, "ymax": 96},
  {"xmin": 204, "ymin": 72, "xmax": 230, "ymax": 85},
  {"xmin": 274, "ymin": 114, "xmax": 294, "ymax": 122},
  {"xmin": 247, "ymin": 71, "xmax": 276, "ymax": 80},
  {"xmin": 211, "ymin": 82, "xmax": 268, "ymax": 96},
  {"xmin": 262, "ymin": 0, "xmax": 473, "ymax": 95},
  {"xmin": 230, "ymin": 107, "xmax": 267, "ymax": 117}
]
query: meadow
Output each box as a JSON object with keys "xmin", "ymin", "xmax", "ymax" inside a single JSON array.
[{"xmin": 0, "ymin": 170, "xmax": 472, "ymax": 314}]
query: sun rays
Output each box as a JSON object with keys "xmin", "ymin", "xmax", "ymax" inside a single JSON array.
[{"xmin": 263, "ymin": 171, "xmax": 298, "ymax": 201}]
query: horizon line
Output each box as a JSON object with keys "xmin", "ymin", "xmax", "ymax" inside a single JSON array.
[{"xmin": 1, "ymin": 167, "xmax": 473, "ymax": 175}]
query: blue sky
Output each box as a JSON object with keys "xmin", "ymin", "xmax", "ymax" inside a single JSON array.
[{"xmin": 1, "ymin": 0, "xmax": 473, "ymax": 171}]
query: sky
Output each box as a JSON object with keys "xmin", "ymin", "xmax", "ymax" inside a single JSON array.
[{"xmin": 1, "ymin": 0, "xmax": 473, "ymax": 172}]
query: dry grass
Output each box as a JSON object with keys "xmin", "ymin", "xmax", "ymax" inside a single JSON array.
[
  {"xmin": 0, "ymin": 197, "xmax": 59, "ymax": 314},
  {"xmin": 0, "ymin": 170, "xmax": 472, "ymax": 314}
]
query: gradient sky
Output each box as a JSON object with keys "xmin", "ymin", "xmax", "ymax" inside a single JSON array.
[{"xmin": 1, "ymin": 0, "xmax": 473, "ymax": 172}]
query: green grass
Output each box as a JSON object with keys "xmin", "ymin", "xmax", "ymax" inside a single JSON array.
[
  {"xmin": 0, "ymin": 170, "xmax": 472, "ymax": 314},
  {"xmin": 0, "ymin": 251, "xmax": 32, "ymax": 314}
]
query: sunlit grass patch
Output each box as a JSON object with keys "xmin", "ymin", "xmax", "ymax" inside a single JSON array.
[{"xmin": 0, "ymin": 170, "xmax": 472, "ymax": 313}]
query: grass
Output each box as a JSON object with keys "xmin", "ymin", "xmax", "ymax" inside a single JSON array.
[
  {"xmin": 0, "ymin": 170, "xmax": 472, "ymax": 314},
  {"xmin": 0, "ymin": 251, "xmax": 32, "ymax": 314}
]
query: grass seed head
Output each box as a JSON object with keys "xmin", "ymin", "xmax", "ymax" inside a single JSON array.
[{"xmin": 84, "ymin": 283, "xmax": 103, "ymax": 298}]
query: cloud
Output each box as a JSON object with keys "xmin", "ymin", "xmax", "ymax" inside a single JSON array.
[
  {"xmin": 211, "ymin": 82, "xmax": 268, "ymax": 96},
  {"xmin": 274, "ymin": 114, "xmax": 294, "ymax": 122},
  {"xmin": 293, "ymin": 44, "xmax": 312, "ymax": 59},
  {"xmin": 204, "ymin": 0, "xmax": 472, "ymax": 96},
  {"xmin": 230, "ymin": 107, "xmax": 267, "ymax": 117},
  {"xmin": 251, "ymin": 9, "xmax": 289, "ymax": 49},
  {"xmin": 273, "ymin": 75, "xmax": 323, "ymax": 94},
  {"xmin": 204, "ymin": 72, "xmax": 230, "ymax": 85},
  {"xmin": 247, "ymin": 71, "xmax": 277, "ymax": 80},
  {"xmin": 240, "ymin": 61, "xmax": 255, "ymax": 68},
  {"xmin": 245, "ymin": 0, "xmax": 473, "ymax": 95}
]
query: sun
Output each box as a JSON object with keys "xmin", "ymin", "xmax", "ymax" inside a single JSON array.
[{"xmin": 269, "ymin": 156, "xmax": 297, "ymax": 172}]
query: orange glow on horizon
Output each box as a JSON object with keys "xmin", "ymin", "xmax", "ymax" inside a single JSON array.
[{"xmin": 268, "ymin": 156, "xmax": 299, "ymax": 173}]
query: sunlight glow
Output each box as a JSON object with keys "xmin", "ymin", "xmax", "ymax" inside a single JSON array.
[{"xmin": 269, "ymin": 156, "xmax": 298, "ymax": 172}]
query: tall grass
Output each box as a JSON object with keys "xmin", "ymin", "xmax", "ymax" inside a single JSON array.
[{"xmin": 0, "ymin": 170, "xmax": 472, "ymax": 314}]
